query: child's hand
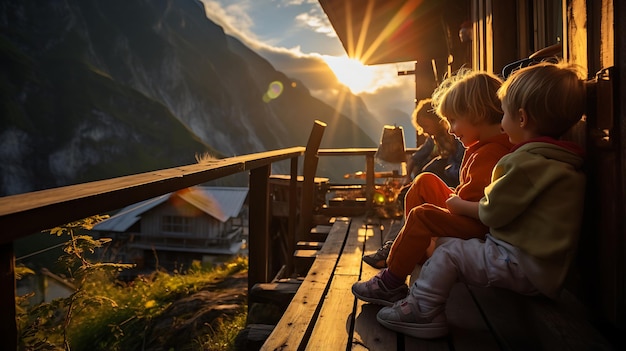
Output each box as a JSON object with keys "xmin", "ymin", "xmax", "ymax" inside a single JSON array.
[
  {"xmin": 446, "ymin": 194, "xmax": 462, "ymax": 214},
  {"xmin": 446, "ymin": 194, "xmax": 480, "ymax": 219}
]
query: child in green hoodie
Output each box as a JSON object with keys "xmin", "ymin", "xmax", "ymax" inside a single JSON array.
[{"xmin": 375, "ymin": 61, "xmax": 587, "ymax": 339}]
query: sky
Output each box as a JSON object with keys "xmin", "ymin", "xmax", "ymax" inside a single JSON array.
[{"xmin": 199, "ymin": 0, "xmax": 418, "ymax": 141}]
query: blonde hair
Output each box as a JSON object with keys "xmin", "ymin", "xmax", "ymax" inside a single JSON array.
[
  {"xmin": 498, "ymin": 61, "xmax": 586, "ymax": 138},
  {"xmin": 432, "ymin": 69, "xmax": 504, "ymax": 125},
  {"xmin": 411, "ymin": 98, "xmax": 449, "ymax": 135}
]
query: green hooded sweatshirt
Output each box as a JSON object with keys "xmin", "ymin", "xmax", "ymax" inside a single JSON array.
[{"xmin": 479, "ymin": 139, "xmax": 585, "ymax": 298}]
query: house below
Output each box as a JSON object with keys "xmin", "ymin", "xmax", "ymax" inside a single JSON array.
[
  {"xmin": 92, "ymin": 186, "xmax": 249, "ymax": 273},
  {"xmin": 16, "ymin": 268, "xmax": 76, "ymax": 306}
]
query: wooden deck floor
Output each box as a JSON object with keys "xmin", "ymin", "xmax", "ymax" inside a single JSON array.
[{"xmin": 260, "ymin": 215, "xmax": 614, "ymax": 351}]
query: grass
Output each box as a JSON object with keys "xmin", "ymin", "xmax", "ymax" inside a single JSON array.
[
  {"xmin": 197, "ymin": 312, "xmax": 248, "ymax": 351},
  {"xmin": 18, "ymin": 256, "xmax": 249, "ymax": 351}
]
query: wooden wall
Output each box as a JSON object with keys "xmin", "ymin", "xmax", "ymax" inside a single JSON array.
[
  {"xmin": 566, "ymin": 0, "xmax": 623, "ymax": 337},
  {"xmin": 472, "ymin": 0, "xmax": 624, "ymax": 337}
]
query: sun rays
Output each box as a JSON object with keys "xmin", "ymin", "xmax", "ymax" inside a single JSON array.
[
  {"xmin": 318, "ymin": 0, "xmax": 424, "ymax": 126},
  {"xmin": 339, "ymin": 0, "xmax": 425, "ymax": 64},
  {"xmin": 322, "ymin": 55, "xmax": 377, "ymax": 94}
]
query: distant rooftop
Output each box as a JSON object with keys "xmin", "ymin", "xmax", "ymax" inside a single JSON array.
[{"xmin": 92, "ymin": 186, "xmax": 249, "ymax": 232}]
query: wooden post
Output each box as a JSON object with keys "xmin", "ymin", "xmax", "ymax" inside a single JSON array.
[
  {"xmin": 248, "ymin": 165, "xmax": 271, "ymax": 292},
  {"xmin": 0, "ymin": 242, "xmax": 16, "ymax": 351},
  {"xmin": 365, "ymin": 154, "xmax": 375, "ymax": 213},
  {"xmin": 286, "ymin": 157, "xmax": 298, "ymax": 275},
  {"xmin": 297, "ymin": 120, "xmax": 327, "ymax": 242}
]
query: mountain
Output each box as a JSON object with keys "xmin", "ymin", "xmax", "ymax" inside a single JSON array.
[{"xmin": 0, "ymin": 0, "xmax": 375, "ymax": 196}]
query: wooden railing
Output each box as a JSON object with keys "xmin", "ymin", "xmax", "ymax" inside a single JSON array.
[
  {"xmin": 0, "ymin": 146, "xmax": 416, "ymax": 349},
  {"xmin": 0, "ymin": 147, "xmax": 305, "ymax": 350}
]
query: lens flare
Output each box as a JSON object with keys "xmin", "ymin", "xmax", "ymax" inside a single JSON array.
[
  {"xmin": 373, "ymin": 191, "xmax": 386, "ymax": 205},
  {"xmin": 263, "ymin": 81, "xmax": 284, "ymax": 102}
]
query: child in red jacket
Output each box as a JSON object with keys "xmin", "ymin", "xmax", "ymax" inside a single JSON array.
[{"xmin": 353, "ymin": 69, "xmax": 512, "ymax": 306}]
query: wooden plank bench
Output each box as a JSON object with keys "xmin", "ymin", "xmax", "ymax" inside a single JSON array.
[{"xmin": 260, "ymin": 215, "xmax": 615, "ymax": 351}]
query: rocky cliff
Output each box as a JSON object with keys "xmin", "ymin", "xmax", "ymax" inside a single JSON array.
[{"xmin": 0, "ymin": 0, "xmax": 375, "ymax": 195}]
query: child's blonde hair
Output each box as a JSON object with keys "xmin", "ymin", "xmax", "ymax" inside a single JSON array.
[
  {"xmin": 498, "ymin": 61, "xmax": 587, "ymax": 138},
  {"xmin": 411, "ymin": 98, "xmax": 449, "ymax": 135},
  {"xmin": 432, "ymin": 69, "xmax": 504, "ymax": 125}
]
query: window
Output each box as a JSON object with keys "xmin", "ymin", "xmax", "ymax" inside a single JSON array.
[
  {"xmin": 532, "ymin": 0, "xmax": 563, "ymax": 51},
  {"xmin": 519, "ymin": 0, "xmax": 563, "ymax": 55},
  {"xmin": 161, "ymin": 215, "xmax": 191, "ymax": 234}
]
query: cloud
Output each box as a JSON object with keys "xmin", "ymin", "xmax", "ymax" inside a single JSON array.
[
  {"xmin": 257, "ymin": 48, "xmax": 341, "ymax": 89},
  {"xmin": 361, "ymin": 81, "xmax": 415, "ymax": 119},
  {"xmin": 281, "ymin": 0, "xmax": 322, "ymax": 7},
  {"xmin": 294, "ymin": 10, "xmax": 336, "ymax": 37},
  {"xmin": 200, "ymin": 1, "xmax": 258, "ymax": 40},
  {"xmin": 199, "ymin": 0, "xmax": 417, "ymax": 133}
]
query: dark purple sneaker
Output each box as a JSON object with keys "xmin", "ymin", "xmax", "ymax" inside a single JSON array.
[
  {"xmin": 377, "ymin": 294, "xmax": 448, "ymax": 339},
  {"xmin": 362, "ymin": 240, "xmax": 393, "ymax": 269},
  {"xmin": 351, "ymin": 270, "xmax": 408, "ymax": 306}
]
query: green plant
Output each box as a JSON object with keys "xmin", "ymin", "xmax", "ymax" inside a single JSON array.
[
  {"xmin": 196, "ymin": 311, "xmax": 247, "ymax": 351},
  {"xmin": 17, "ymin": 218, "xmax": 249, "ymax": 351},
  {"xmin": 17, "ymin": 215, "xmax": 133, "ymax": 350}
]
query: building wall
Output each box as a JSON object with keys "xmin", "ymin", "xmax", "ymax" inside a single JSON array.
[{"xmin": 140, "ymin": 200, "xmax": 231, "ymax": 241}]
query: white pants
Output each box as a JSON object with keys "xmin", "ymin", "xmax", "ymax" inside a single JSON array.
[{"xmin": 410, "ymin": 235, "xmax": 539, "ymax": 307}]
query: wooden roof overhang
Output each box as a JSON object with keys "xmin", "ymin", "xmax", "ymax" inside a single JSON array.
[{"xmin": 318, "ymin": 0, "xmax": 453, "ymax": 65}]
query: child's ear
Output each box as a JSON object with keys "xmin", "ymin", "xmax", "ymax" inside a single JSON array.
[{"xmin": 518, "ymin": 108, "xmax": 529, "ymax": 128}]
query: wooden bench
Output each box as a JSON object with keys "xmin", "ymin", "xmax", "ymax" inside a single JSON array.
[{"xmin": 259, "ymin": 215, "xmax": 615, "ymax": 351}]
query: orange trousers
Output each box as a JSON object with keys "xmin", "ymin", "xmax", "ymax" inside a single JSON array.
[{"xmin": 387, "ymin": 173, "xmax": 489, "ymax": 278}]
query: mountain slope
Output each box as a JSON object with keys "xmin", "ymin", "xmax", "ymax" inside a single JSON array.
[{"xmin": 0, "ymin": 0, "xmax": 374, "ymax": 196}]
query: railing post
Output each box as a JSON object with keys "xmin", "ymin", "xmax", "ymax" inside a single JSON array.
[
  {"xmin": 286, "ymin": 156, "xmax": 298, "ymax": 275},
  {"xmin": 248, "ymin": 165, "xmax": 271, "ymax": 292},
  {"xmin": 365, "ymin": 154, "xmax": 375, "ymax": 213},
  {"xmin": 0, "ymin": 242, "xmax": 17, "ymax": 350},
  {"xmin": 297, "ymin": 120, "xmax": 326, "ymax": 241}
]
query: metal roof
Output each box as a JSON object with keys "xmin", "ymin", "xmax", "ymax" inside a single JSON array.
[
  {"xmin": 92, "ymin": 195, "xmax": 170, "ymax": 232},
  {"xmin": 92, "ymin": 187, "xmax": 248, "ymax": 232},
  {"xmin": 177, "ymin": 186, "xmax": 248, "ymax": 222}
]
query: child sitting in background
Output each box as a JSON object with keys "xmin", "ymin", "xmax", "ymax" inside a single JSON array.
[
  {"xmin": 405, "ymin": 98, "xmax": 464, "ymax": 188},
  {"xmin": 375, "ymin": 61, "xmax": 587, "ymax": 339}
]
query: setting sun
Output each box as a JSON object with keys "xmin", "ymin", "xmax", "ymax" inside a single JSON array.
[{"xmin": 322, "ymin": 55, "xmax": 378, "ymax": 94}]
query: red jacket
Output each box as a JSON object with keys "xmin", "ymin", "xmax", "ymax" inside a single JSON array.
[{"xmin": 455, "ymin": 133, "xmax": 513, "ymax": 201}]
